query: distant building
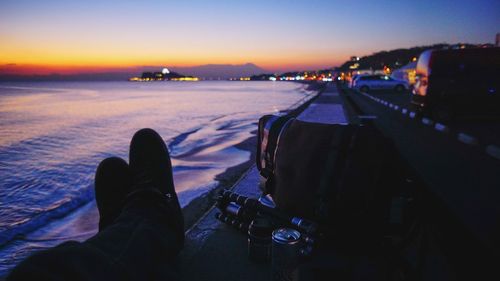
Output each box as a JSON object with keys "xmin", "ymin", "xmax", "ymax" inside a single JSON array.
[
  {"xmin": 141, "ymin": 72, "xmax": 155, "ymax": 80},
  {"xmin": 130, "ymin": 69, "xmax": 199, "ymax": 82},
  {"xmin": 154, "ymin": 72, "xmax": 164, "ymax": 79},
  {"xmin": 496, "ymin": 33, "xmax": 500, "ymax": 47}
]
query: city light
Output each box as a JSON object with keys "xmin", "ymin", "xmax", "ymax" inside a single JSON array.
[{"xmin": 170, "ymin": 77, "xmax": 199, "ymax": 81}]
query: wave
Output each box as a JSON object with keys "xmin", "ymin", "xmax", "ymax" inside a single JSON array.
[
  {"xmin": 0, "ymin": 104, "xmax": 300, "ymax": 250},
  {"xmin": 0, "ymin": 117, "xmax": 245, "ymax": 249},
  {"xmin": 167, "ymin": 127, "xmax": 202, "ymax": 149},
  {"xmin": 0, "ymin": 186, "xmax": 94, "ymax": 248}
]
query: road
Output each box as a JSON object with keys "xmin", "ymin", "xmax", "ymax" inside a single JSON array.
[{"xmin": 356, "ymin": 89, "xmax": 500, "ymax": 146}]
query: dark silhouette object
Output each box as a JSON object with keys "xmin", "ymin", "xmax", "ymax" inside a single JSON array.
[
  {"xmin": 249, "ymin": 73, "xmax": 275, "ymax": 81},
  {"xmin": 141, "ymin": 72, "xmax": 155, "ymax": 80},
  {"xmin": 7, "ymin": 128, "xmax": 184, "ymax": 281},
  {"xmin": 140, "ymin": 71, "xmax": 193, "ymax": 80},
  {"xmin": 337, "ymin": 43, "xmax": 479, "ymax": 72}
]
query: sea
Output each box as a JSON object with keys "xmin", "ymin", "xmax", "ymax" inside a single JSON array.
[{"xmin": 0, "ymin": 81, "xmax": 315, "ymax": 276}]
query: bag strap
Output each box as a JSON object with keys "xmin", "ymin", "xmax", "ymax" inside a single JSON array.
[
  {"xmin": 263, "ymin": 118, "xmax": 295, "ymax": 195},
  {"xmin": 272, "ymin": 118, "xmax": 295, "ymax": 173},
  {"xmin": 315, "ymin": 125, "xmax": 356, "ymax": 221},
  {"xmin": 259, "ymin": 115, "xmax": 293, "ymax": 179},
  {"xmin": 258, "ymin": 115, "xmax": 279, "ymax": 175}
]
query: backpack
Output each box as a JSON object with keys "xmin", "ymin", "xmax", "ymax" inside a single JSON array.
[{"xmin": 257, "ymin": 115, "xmax": 403, "ymax": 249}]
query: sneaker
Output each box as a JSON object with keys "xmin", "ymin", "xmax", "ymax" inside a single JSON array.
[
  {"xmin": 129, "ymin": 128, "xmax": 185, "ymax": 249},
  {"xmin": 94, "ymin": 157, "xmax": 132, "ymax": 231}
]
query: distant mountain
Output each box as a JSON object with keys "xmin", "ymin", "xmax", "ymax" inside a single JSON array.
[
  {"xmin": 0, "ymin": 63, "xmax": 267, "ymax": 81},
  {"xmin": 170, "ymin": 63, "xmax": 266, "ymax": 79}
]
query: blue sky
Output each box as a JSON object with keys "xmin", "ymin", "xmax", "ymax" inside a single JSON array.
[{"xmin": 1, "ymin": 0, "xmax": 498, "ymax": 72}]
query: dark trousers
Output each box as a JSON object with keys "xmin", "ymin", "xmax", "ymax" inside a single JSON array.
[{"xmin": 8, "ymin": 197, "xmax": 181, "ymax": 281}]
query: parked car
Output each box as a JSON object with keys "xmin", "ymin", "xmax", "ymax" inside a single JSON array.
[
  {"xmin": 354, "ymin": 75, "xmax": 409, "ymax": 92},
  {"xmin": 349, "ymin": 74, "xmax": 368, "ymax": 88},
  {"xmin": 412, "ymin": 47, "xmax": 500, "ymax": 120}
]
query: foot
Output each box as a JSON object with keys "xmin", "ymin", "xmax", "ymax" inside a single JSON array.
[
  {"xmin": 129, "ymin": 128, "xmax": 185, "ymax": 249},
  {"xmin": 94, "ymin": 157, "xmax": 132, "ymax": 231}
]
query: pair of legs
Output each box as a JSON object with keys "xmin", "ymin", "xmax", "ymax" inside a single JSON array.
[{"xmin": 8, "ymin": 128, "xmax": 184, "ymax": 281}]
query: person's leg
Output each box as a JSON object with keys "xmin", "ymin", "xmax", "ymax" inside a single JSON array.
[
  {"xmin": 86, "ymin": 128, "xmax": 184, "ymax": 279},
  {"xmin": 95, "ymin": 157, "xmax": 132, "ymax": 231},
  {"xmin": 128, "ymin": 128, "xmax": 184, "ymax": 249},
  {"xmin": 8, "ymin": 156, "xmax": 133, "ymax": 281},
  {"xmin": 89, "ymin": 128, "xmax": 184, "ymax": 279},
  {"xmin": 8, "ymin": 129, "xmax": 184, "ymax": 281},
  {"xmin": 85, "ymin": 192, "xmax": 182, "ymax": 281}
]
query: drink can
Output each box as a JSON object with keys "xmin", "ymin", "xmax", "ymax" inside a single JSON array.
[{"xmin": 271, "ymin": 228, "xmax": 302, "ymax": 281}]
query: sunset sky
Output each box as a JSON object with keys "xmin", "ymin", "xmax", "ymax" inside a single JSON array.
[{"xmin": 1, "ymin": 0, "xmax": 498, "ymax": 75}]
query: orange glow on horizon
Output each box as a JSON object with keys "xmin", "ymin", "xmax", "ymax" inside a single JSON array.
[
  {"xmin": 0, "ymin": 38, "xmax": 348, "ymax": 75},
  {"xmin": 0, "ymin": 64, "xmax": 134, "ymax": 75},
  {"xmin": 0, "ymin": 58, "xmax": 346, "ymax": 76}
]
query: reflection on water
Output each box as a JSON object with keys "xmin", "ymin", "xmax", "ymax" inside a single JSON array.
[{"xmin": 0, "ymin": 81, "xmax": 314, "ymax": 275}]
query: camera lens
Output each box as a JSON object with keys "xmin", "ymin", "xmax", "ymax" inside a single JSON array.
[{"xmin": 248, "ymin": 218, "xmax": 273, "ymax": 263}]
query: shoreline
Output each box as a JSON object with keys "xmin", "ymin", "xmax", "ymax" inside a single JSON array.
[
  {"xmin": 0, "ymin": 81, "xmax": 324, "ymax": 278},
  {"xmin": 181, "ymin": 81, "xmax": 325, "ymax": 230}
]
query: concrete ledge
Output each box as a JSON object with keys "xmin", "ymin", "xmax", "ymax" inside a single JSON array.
[{"xmin": 180, "ymin": 83, "xmax": 347, "ymax": 280}]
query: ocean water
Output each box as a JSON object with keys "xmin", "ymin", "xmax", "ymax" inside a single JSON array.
[{"xmin": 0, "ymin": 81, "xmax": 315, "ymax": 275}]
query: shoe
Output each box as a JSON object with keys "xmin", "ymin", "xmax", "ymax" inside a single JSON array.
[
  {"xmin": 129, "ymin": 128, "xmax": 185, "ymax": 249},
  {"xmin": 94, "ymin": 157, "xmax": 132, "ymax": 231}
]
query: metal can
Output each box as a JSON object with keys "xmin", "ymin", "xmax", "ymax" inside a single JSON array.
[{"xmin": 271, "ymin": 228, "xmax": 302, "ymax": 281}]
